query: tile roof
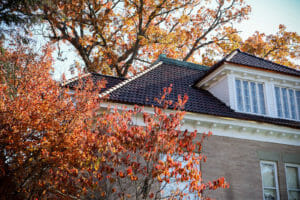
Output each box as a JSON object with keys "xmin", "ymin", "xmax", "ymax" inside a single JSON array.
[
  {"xmin": 64, "ymin": 52, "xmax": 300, "ymax": 129},
  {"xmin": 64, "ymin": 72, "xmax": 125, "ymax": 92},
  {"xmin": 227, "ymin": 49, "xmax": 300, "ymax": 76},
  {"xmin": 107, "ymin": 56, "xmax": 300, "ymax": 129},
  {"xmin": 198, "ymin": 49, "xmax": 300, "ymax": 82}
]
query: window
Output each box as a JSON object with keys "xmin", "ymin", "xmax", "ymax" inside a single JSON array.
[
  {"xmin": 285, "ymin": 164, "xmax": 300, "ymax": 200},
  {"xmin": 160, "ymin": 154, "xmax": 199, "ymax": 200},
  {"xmin": 260, "ymin": 161, "xmax": 280, "ymax": 200},
  {"xmin": 275, "ymin": 87, "xmax": 300, "ymax": 120},
  {"xmin": 235, "ymin": 79, "xmax": 266, "ymax": 114}
]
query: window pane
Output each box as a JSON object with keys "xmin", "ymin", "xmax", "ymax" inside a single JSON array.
[
  {"xmin": 160, "ymin": 154, "xmax": 200, "ymax": 200},
  {"xmin": 275, "ymin": 87, "xmax": 283, "ymax": 117},
  {"xmin": 261, "ymin": 163, "xmax": 276, "ymax": 187},
  {"xmin": 282, "ymin": 88, "xmax": 290, "ymax": 118},
  {"xmin": 264, "ymin": 189, "xmax": 277, "ymax": 200},
  {"xmin": 258, "ymin": 83, "xmax": 266, "ymax": 114},
  {"xmin": 296, "ymin": 91, "xmax": 300, "ymax": 120},
  {"xmin": 243, "ymin": 81, "xmax": 251, "ymax": 112},
  {"xmin": 161, "ymin": 180, "xmax": 189, "ymax": 198},
  {"xmin": 236, "ymin": 80, "xmax": 243, "ymax": 111},
  {"xmin": 288, "ymin": 191, "xmax": 300, "ymax": 200},
  {"xmin": 251, "ymin": 82, "xmax": 259, "ymax": 113},
  {"xmin": 289, "ymin": 90, "xmax": 297, "ymax": 119},
  {"xmin": 286, "ymin": 166, "xmax": 299, "ymax": 188}
]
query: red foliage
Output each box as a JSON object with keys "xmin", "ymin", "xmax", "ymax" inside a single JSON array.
[{"xmin": 0, "ymin": 44, "xmax": 228, "ymax": 199}]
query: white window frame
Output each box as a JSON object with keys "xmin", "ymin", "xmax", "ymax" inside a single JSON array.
[
  {"xmin": 160, "ymin": 154, "xmax": 200, "ymax": 200},
  {"xmin": 235, "ymin": 78, "xmax": 267, "ymax": 115},
  {"xmin": 274, "ymin": 86, "xmax": 300, "ymax": 121},
  {"xmin": 285, "ymin": 163, "xmax": 300, "ymax": 200},
  {"xmin": 260, "ymin": 160, "xmax": 280, "ymax": 200}
]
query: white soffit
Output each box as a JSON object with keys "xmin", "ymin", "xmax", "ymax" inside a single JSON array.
[
  {"xmin": 100, "ymin": 102, "xmax": 300, "ymax": 146},
  {"xmin": 196, "ymin": 63, "xmax": 300, "ymax": 89}
]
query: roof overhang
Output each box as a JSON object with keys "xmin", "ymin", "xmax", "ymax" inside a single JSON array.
[
  {"xmin": 195, "ymin": 62, "xmax": 300, "ymax": 89},
  {"xmin": 99, "ymin": 102, "xmax": 300, "ymax": 146}
]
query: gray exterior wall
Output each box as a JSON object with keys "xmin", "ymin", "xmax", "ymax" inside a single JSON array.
[{"xmin": 201, "ymin": 135, "xmax": 300, "ymax": 200}]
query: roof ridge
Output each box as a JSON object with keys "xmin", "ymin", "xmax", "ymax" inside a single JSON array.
[
  {"xmin": 158, "ymin": 54, "xmax": 209, "ymax": 71},
  {"xmin": 225, "ymin": 49, "xmax": 240, "ymax": 61},
  {"xmin": 91, "ymin": 72, "xmax": 127, "ymax": 80},
  {"xmin": 62, "ymin": 72, "xmax": 126, "ymax": 87},
  {"xmin": 61, "ymin": 73, "xmax": 91, "ymax": 86},
  {"xmin": 99, "ymin": 61, "xmax": 163, "ymax": 98},
  {"xmin": 232, "ymin": 50, "xmax": 300, "ymax": 73}
]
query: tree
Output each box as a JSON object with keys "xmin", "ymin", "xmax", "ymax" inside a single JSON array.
[
  {"xmin": 0, "ymin": 43, "xmax": 228, "ymax": 199},
  {"xmin": 0, "ymin": 0, "xmax": 40, "ymax": 38},
  {"xmin": 4, "ymin": 1, "xmax": 299, "ymax": 76},
  {"xmin": 216, "ymin": 25, "xmax": 300, "ymax": 69},
  {"xmin": 0, "ymin": 43, "xmax": 105, "ymax": 199},
  {"xmin": 19, "ymin": 0, "xmax": 250, "ymax": 77},
  {"xmin": 92, "ymin": 88, "xmax": 229, "ymax": 200}
]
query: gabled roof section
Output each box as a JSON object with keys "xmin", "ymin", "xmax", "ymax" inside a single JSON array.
[
  {"xmin": 99, "ymin": 55, "xmax": 209, "ymax": 97},
  {"xmin": 227, "ymin": 49, "xmax": 300, "ymax": 76},
  {"xmin": 100, "ymin": 61, "xmax": 163, "ymax": 97},
  {"xmin": 196, "ymin": 49, "xmax": 300, "ymax": 84},
  {"xmin": 63, "ymin": 55, "xmax": 300, "ymax": 129},
  {"xmin": 107, "ymin": 56, "xmax": 300, "ymax": 129}
]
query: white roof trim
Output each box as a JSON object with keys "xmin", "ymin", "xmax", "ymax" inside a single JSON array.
[
  {"xmin": 61, "ymin": 73, "xmax": 91, "ymax": 86},
  {"xmin": 99, "ymin": 61, "xmax": 163, "ymax": 98},
  {"xmin": 225, "ymin": 49, "xmax": 239, "ymax": 61},
  {"xmin": 99, "ymin": 102, "xmax": 300, "ymax": 146}
]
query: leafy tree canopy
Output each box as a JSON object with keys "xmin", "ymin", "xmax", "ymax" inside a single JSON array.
[
  {"xmin": 216, "ymin": 25, "xmax": 300, "ymax": 69},
  {"xmin": 3, "ymin": 0, "xmax": 300, "ymax": 76},
  {"xmin": 0, "ymin": 43, "xmax": 227, "ymax": 199},
  {"xmin": 16, "ymin": 0, "xmax": 251, "ymax": 76}
]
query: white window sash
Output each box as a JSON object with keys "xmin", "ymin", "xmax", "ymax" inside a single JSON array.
[
  {"xmin": 235, "ymin": 79, "xmax": 244, "ymax": 111},
  {"xmin": 296, "ymin": 91, "xmax": 300, "ymax": 120},
  {"xmin": 285, "ymin": 163, "xmax": 300, "ymax": 200},
  {"xmin": 250, "ymin": 82, "xmax": 258, "ymax": 113},
  {"xmin": 288, "ymin": 89, "xmax": 297, "ymax": 120},
  {"xmin": 275, "ymin": 87, "xmax": 283, "ymax": 117},
  {"xmin": 258, "ymin": 83, "xmax": 266, "ymax": 114},
  {"xmin": 235, "ymin": 79, "xmax": 266, "ymax": 115},
  {"xmin": 275, "ymin": 86, "xmax": 300, "ymax": 121},
  {"xmin": 260, "ymin": 160, "xmax": 280, "ymax": 200}
]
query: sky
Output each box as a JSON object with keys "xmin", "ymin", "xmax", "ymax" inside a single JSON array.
[
  {"xmin": 52, "ymin": 0, "xmax": 300, "ymax": 80},
  {"xmin": 237, "ymin": 0, "xmax": 300, "ymax": 38}
]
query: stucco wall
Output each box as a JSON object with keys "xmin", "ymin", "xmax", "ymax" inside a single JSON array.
[
  {"xmin": 201, "ymin": 135, "xmax": 300, "ymax": 200},
  {"xmin": 208, "ymin": 76, "xmax": 230, "ymax": 107}
]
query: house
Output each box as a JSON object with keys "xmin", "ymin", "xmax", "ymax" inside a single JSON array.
[{"xmin": 66, "ymin": 49, "xmax": 300, "ymax": 200}]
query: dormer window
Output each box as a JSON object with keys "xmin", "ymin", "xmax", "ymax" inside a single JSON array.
[
  {"xmin": 274, "ymin": 86, "xmax": 300, "ymax": 120},
  {"xmin": 235, "ymin": 79, "xmax": 266, "ymax": 115}
]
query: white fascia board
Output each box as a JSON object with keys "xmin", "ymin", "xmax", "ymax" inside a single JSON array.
[
  {"xmin": 221, "ymin": 63, "xmax": 300, "ymax": 87},
  {"xmin": 66, "ymin": 89, "xmax": 75, "ymax": 94},
  {"xmin": 99, "ymin": 102, "xmax": 300, "ymax": 146},
  {"xmin": 195, "ymin": 64, "xmax": 227, "ymax": 88},
  {"xmin": 61, "ymin": 73, "xmax": 91, "ymax": 86},
  {"xmin": 196, "ymin": 63, "xmax": 300, "ymax": 89}
]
